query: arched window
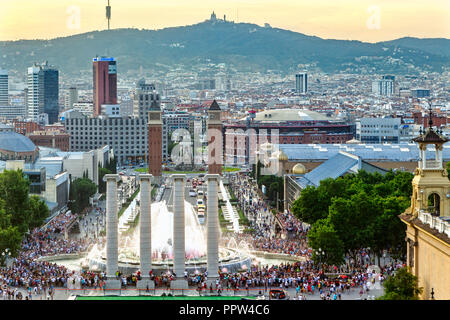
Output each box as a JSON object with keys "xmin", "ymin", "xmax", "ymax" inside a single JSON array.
[{"xmin": 428, "ymin": 193, "xmax": 441, "ymax": 216}]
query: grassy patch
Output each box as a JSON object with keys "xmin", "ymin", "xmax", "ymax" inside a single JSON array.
[
  {"xmin": 118, "ymin": 186, "xmax": 140, "ymax": 218},
  {"xmin": 237, "ymin": 208, "xmax": 250, "ymax": 226},
  {"xmin": 223, "ymin": 167, "xmax": 241, "ymax": 172}
]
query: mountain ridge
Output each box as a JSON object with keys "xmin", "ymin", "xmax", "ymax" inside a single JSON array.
[{"xmin": 0, "ymin": 20, "xmax": 448, "ymax": 75}]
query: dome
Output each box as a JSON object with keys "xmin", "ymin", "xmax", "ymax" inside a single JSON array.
[
  {"xmin": 292, "ymin": 163, "xmax": 306, "ymax": 174},
  {"xmin": 271, "ymin": 150, "xmax": 288, "ymax": 161},
  {"xmin": 0, "ymin": 132, "xmax": 37, "ymax": 152}
]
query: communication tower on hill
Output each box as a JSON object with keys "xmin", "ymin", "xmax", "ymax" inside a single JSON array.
[{"xmin": 106, "ymin": 0, "xmax": 112, "ymax": 30}]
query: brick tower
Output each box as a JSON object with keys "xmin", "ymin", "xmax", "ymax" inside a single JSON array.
[
  {"xmin": 207, "ymin": 100, "xmax": 223, "ymax": 175},
  {"xmin": 148, "ymin": 104, "xmax": 162, "ymax": 184}
]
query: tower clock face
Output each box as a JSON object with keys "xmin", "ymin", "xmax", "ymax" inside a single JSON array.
[{"xmin": 210, "ymin": 113, "xmax": 217, "ymax": 120}]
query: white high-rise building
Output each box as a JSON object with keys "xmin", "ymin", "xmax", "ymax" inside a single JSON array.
[
  {"xmin": 65, "ymin": 87, "xmax": 78, "ymax": 109},
  {"xmin": 295, "ymin": 73, "xmax": 307, "ymax": 94},
  {"xmin": 133, "ymin": 79, "xmax": 160, "ymax": 120},
  {"xmin": 0, "ymin": 69, "xmax": 8, "ymax": 106},
  {"xmin": 27, "ymin": 65, "xmax": 44, "ymax": 120},
  {"xmin": 372, "ymin": 76, "xmax": 395, "ymax": 96}
]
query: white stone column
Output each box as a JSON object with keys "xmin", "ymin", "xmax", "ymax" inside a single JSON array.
[
  {"xmin": 206, "ymin": 174, "xmax": 220, "ymax": 286},
  {"xmin": 137, "ymin": 174, "xmax": 155, "ymax": 290},
  {"xmin": 104, "ymin": 174, "xmax": 121, "ymax": 292},
  {"xmin": 170, "ymin": 174, "xmax": 188, "ymax": 290}
]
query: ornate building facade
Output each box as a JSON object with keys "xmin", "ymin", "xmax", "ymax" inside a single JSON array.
[{"xmin": 400, "ymin": 112, "xmax": 450, "ymax": 300}]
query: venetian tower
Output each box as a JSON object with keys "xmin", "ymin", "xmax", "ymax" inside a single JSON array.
[
  {"xmin": 148, "ymin": 101, "xmax": 162, "ymax": 184},
  {"xmin": 207, "ymin": 100, "xmax": 223, "ymax": 175}
]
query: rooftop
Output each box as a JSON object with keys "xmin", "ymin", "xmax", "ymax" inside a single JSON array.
[
  {"xmin": 250, "ymin": 109, "xmax": 338, "ymax": 122},
  {"xmin": 279, "ymin": 143, "xmax": 450, "ymax": 162},
  {"xmin": 0, "ymin": 132, "xmax": 36, "ymax": 152}
]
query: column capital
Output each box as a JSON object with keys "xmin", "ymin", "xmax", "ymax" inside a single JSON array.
[
  {"xmin": 172, "ymin": 174, "xmax": 186, "ymax": 182},
  {"xmin": 103, "ymin": 174, "xmax": 120, "ymax": 183},
  {"xmin": 205, "ymin": 174, "xmax": 221, "ymax": 182},
  {"xmin": 138, "ymin": 173, "xmax": 153, "ymax": 183}
]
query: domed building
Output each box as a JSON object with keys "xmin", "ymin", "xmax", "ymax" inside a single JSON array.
[
  {"xmin": 292, "ymin": 163, "xmax": 306, "ymax": 175},
  {"xmin": 0, "ymin": 132, "xmax": 39, "ymax": 162}
]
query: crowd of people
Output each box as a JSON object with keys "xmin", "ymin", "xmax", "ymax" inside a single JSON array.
[
  {"xmin": 41, "ymin": 210, "xmax": 77, "ymax": 234},
  {"xmin": 0, "ymin": 171, "xmax": 404, "ymax": 300},
  {"xmin": 0, "ymin": 208, "xmax": 99, "ymax": 299},
  {"xmin": 230, "ymin": 174, "xmax": 275, "ymax": 238},
  {"xmin": 170, "ymin": 259, "xmax": 403, "ymax": 300},
  {"xmin": 229, "ymin": 174, "xmax": 311, "ymax": 258}
]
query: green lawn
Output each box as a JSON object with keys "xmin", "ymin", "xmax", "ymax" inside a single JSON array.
[
  {"xmin": 76, "ymin": 295, "xmax": 253, "ymax": 300},
  {"xmin": 118, "ymin": 186, "xmax": 140, "ymax": 218}
]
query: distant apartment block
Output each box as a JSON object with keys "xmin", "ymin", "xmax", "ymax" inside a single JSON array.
[
  {"xmin": 132, "ymin": 79, "xmax": 160, "ymax": 120},
  {"xmin": 295, "ymin": 73, "xmax": 307, "ymax": 94},
  {"xmin": 0, "ymin": 69, "xmax": 8, "ymax": 106},
  {"xmin": 372, "ymin": 75, "xmax": 395, "ymax": 97},
  {"xmin": 411, "ymin": 88, "xmax": 431, "ymax": 98},
  {"xmin": 356, "ymin": 117, "xmax": 401, "ymax": 144},
  {"xmin": 64, "ymin": 114, "xmax": 148, "ymax": 165}
]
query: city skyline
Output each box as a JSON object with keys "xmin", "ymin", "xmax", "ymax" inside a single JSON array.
[{"xmin": 0, "ymin": 0, "xmax": 449, "ymax": 42}]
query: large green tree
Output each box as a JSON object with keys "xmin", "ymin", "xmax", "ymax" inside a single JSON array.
[
  {"xmin": 68, "ymin": 178, "xmax": 97, "ymax": 214},
  {"xmin": 27, "ymin": 195, "xmax": 50, "ymax": 230},
  {"xmin": 0, "ymin": 170, "xmax": 49, "ymax": 258},
  {"xmin": 292, "ymin": 170, "xmax": 413, "ymax": 265},
  {"xmin": 98, "ymin": 166, "xmax": 112, "ymax": 194},
  {"xmin": 257, "ymin": 175, "xmax": 284, "ymax": 210},
  {"xmin": 378, "ymin": 267, "xmax": 423, "ymax": 300},
  {"xmin": 0, "ymin": 169, "xmax": 31, "ymax": 233},
  {"xmin": 0, "ymin": 201, "xmax": 22, "ymax": 259},
  {"xmin": 308, "ymin": 219, "xmax": 345, "ymax": 266},
  {"xmin": 328, "ymin": 192, "xmax": 381, "ymax": 260}
]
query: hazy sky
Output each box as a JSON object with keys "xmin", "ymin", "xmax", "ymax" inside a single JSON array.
[{"xmin": 1, "ymin": 0, "xmax": 449, "ymax": 42}]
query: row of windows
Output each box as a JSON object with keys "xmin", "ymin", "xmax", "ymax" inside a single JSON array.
[{"xmin": 361, "ymin": 124, "xmax": 398, "ymax": 129}]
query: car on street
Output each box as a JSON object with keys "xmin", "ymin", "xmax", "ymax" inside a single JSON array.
[{"xmin": 189, "ymin": 190, "xmax": 197, "ymax": 197}]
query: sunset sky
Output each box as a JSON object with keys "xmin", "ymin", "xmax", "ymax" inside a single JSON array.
[{"xmin": 0, "ymin": 0, "xmax": 449, "ymax": 42}]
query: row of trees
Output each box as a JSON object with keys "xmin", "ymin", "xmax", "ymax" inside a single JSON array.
[
  {"xmin": 68, "ymin": 177, "xmax": 97, "ymax": 214},
  {"xmin": 98, "ymin": 157, "xmax": 117, "ymax": 194},
  {"xmin": 0, "ymin": 170, "xmax": 49, "ymax": 258},
  {"xmin": 292, "ymin": 170, "xmax": 413, "ymax": 266},
  {"xmin": 68, "ymin": 157, "xmax": 118, "ymax": 214},
  {"xmin": 251, "ymin": 162, "xmax": 284, "ymax": 211}
]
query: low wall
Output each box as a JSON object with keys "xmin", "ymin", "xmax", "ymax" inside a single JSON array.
[
  {"xmin": 37, "ymin": 252, "xmax": 88, "ymax": 262},
  {"xmin": 249, "ymin": 250, "xmax": 306, "ymax": 262}
]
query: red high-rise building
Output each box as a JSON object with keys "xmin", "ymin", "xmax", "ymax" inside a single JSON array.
[
  {"xmin": 93, "ymin": 57, "xmax": 117, "ymax": 117},
  {"xmin": 208, "ymin": 100, "xmax": 223, "ymax": 175}
]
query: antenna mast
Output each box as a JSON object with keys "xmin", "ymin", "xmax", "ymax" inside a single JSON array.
[{"xmin": 106, "ymin": 0, "xmax": 112, "ymax": 30}]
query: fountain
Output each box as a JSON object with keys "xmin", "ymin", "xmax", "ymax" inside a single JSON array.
[{"xmin": 87, "ymin": 175, "xmax": 252, "ymax": 276}]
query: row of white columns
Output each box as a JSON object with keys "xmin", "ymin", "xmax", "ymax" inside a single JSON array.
[{"xmin": 103, "ymin": 173, "xmax": 220, "ymax": 292}]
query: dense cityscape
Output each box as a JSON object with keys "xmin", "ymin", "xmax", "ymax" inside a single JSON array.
[{"xmin": 0, "ymin": 1, "xmax": 449, "ymax": 305}]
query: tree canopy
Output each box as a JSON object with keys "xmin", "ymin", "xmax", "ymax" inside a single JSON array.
[
  {"xmin": 68, "ymin": 178, "xmax": 97, "ymax": 214},
  {"xmin": 0, "ymin": 170, "xmax": 49, "ymax": 258},
  {"xmin": 292, "ymin": 170, "xmax": 413, "ymax": 265},
  {"xmin": 98, "ymin": 166, "xmax": 112, "ymax": 194}
]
